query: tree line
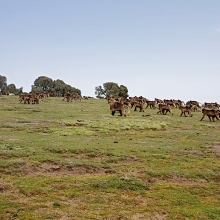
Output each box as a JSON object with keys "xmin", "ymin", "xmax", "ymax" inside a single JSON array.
[
  {"xmin": 32, "ymin": 76, "xmax": 81, "ymax": 96},
  {"xmin": 0, "ymin": 75, "xmax": 23, "ymax": 95},
  {"xmin": 0, "ymin": 75, "xmax": 81, "ymax": 96},
  {"xmin": 0, "ymin": 75, "xmax": 129, "ymax": 98}
]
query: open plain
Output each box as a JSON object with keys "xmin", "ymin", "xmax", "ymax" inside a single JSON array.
[{"xmin": 0, "ymin": 96, "xmax": 220, "ymax": 220}]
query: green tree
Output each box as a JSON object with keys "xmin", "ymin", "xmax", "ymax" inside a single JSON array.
[
  {"xmin": 119, "ymin": 85, "xmax": 129, "ymax": 99},
  {"xmin": 33, "ymin": 76, "xmax": 53, "ymax": 91},
  {"xmin": 52, "ymin": 80, "xmax": 81, "ymax": 96},
  {"xmin": 65, "ymin": 84, "xmax": 81, "ymax": 95},
  {"xmin": 14, "ymin": 87, "xmax": 23, "ymax": 95},
  {"xmin": 31, "ymin": 85, "xmax": 42, "ymax": 93},
  {"xmin": 53, "ymin": 79, "xmax": 66, "ymax": 96},
  {"xmin": 103, "ymin": 82, "xmax": 121, "ymax": 98},
  {"xmin": 95, "ymin": 82, "xmax": 129, "ymax": 98},
  {"xmin": 32, "ymin": 76, "xmax": 81, "ymax": 96},
  {"xmin": 7, "ymin": 83, "xmax": 23, "ymax": 95},
  {"xmin": 7, "ymin": 84, "xmax": 16, "ymax": 93},
  {"xmin": 73, "ymin": 88, "xmax": 81, "ymax": 96},
  {"xmin": 0, "ymin": 75, "xmax": 7, "ymax": 94},
  {"xmin": 95, "ymin": 85, "xmax": 106, "ymax": 98}
]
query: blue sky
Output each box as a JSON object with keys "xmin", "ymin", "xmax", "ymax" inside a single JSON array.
[{"xmin": 1, "ymin": 0, "xmax": 220, "ymax": 102}]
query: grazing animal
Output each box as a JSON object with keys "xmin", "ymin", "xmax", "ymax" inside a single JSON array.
[
  {"xmin": 62, "ymin": 93, "xmax": 81, "ymax": 102},
  {"xmin": 187, "ymin": 100, "xmax": 201, "ymax": 108},
  {"xmin": 157, "ymin": 104, "xmax": 173, "ymax": 115},
  {"xmin": 132, "ymin": 101, "xmax": 145, "ymax": 112},
  {"xmin": 146, "ymin": 100, "xmax": 156, "ymax": 109},
  {"xmin": 31, "ymin": 96, "xmax": 40, "ymax": 104},
  {"xmin": 191, "ymin": 104, "xmax": 200, "ymax": 112},
  {"xmin": 155, "ymin": 98, "xmax": 163, "ymax": 104},
  {"xmin": 62, "ymin": 93, "xmax": 72, "ymax": 102},
  {"xmin": 163, "ymin": 99, "xmax": 177, "ymax": 108},
  {"xmin": 19, "ymin": 93, "xmax": 33, "ymax": 104},
  {"xmin": 109, "ymin": 99, "xmax": 130, "ymax": 117},
  {"xmin": 204, "ymin": 102, "xmax": 219, "ymax": 109},
  {"xmin": 200, "ymin": 109, "xmax": 220, "ymax": 122},
  {"xmin": 179, "ymin": 105, "xmax": 193, "ymax": 117},
  {"xmin": 173, "ymin": 99, "xmax": 184, "ymax": 108}
]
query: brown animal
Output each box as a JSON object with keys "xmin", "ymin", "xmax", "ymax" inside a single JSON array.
[
  {"xmin": 50, "ymin": 91, "xmax": 57, "ymax": 97},
  {"xmin": 129, "ymin": 96, "xmax": 148, "ymax": 104},
  {"xmin": 155, "ymin": 98, "xmax": 163, "ymax": 104},
  {"xmin": 62, "ymin": 93, "xmax": 81, "ymax": 102},
  {"xmin": 31, "ymin": 96, "xmax": 40, "ymax": 104},
  {"xmin": 23, "ymin": 96, "xmax": 31, "ymax": 104},
  {"xmin": 187, "ymin": 100, "xmax": 201, "ymax": 108},
  {"xmin": 204, "ymin": 102, "xmax": 219, "ymax": 109},
  {"xmin": 157, "ymin": 104, "xmax": 173, "ymax": 115},
  {"xmin": 123, "ymin": 100, "xmax": 132, "ymax": 109},
  {"xmin": 62, "ymin": 93, "xmax": 72, "ymax": 102},
  {"xmin": 200, "ymin": 109, "xmax": 220, "ymax": 122},
  {"xmin": 19, "ymin": 93, "xmax": 32, "ymax": 104},
  {"xmin": 163, "ymin": 99, "xmax": 172, "ymax": 104},
  {"xmin": 179, "ymin": 105, "xmax": 193, "ymax": 117},
  {"xmin": 72, "ymin": 93, "xmax": 82, "ymax": 101},
  {"xmin": 172, "ymin": 99, "xmax": 184, "ymax": 108},
  {"xmin": 146, "ymin": 100, "xmax": 156, "ymax": 109},
  {"xmin": 109, "ymin": 99, "xmax": 130, "ymax": 117},
  {"xmin": 191, "ymin": 104, "xmax": 200, "ymax": 112},
  {"xmin": 132, "ymin": 101, "xmax": 145, "ymax": 112},
  {"xmin": 163, "ymin": 99, "xmax": 176, "ymax": 108}
]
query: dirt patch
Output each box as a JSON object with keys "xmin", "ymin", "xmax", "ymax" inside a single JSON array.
[
  {"xmin": 188, "ymin": 149, "xmax": 204, "ymax": 156},
  {"xmin": 150, "ymin": 212, "xmax": 168, "ymax": 220},
  {"xmin": 0, "ymin": 181, "xmax": 13, "ymax": 192},
  {"xmin": 214, "ymin": 145, "xmax": 220, "ymax": 158},
  {"xmin": 108, "ymin": 212, "xmax": 168, "ymax": 220},
  {"xmin": 24, "ymin": 162, "xmax": 108, "ymax": 176},
  {"xmin": 179, "ymin": 149, "xmax": 205, "ymax": 157},
  {"xmin": 0, "ymin": 135, "xmax": 16, "ymax": 139},
  {"xmin": 146, "ymin": 176, "xmax": 208, "ymax": 186}
]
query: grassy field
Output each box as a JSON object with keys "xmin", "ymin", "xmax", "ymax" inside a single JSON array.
[{"xmin": 0, "ymin": 95, "xmax": 220, "ymax": 220}]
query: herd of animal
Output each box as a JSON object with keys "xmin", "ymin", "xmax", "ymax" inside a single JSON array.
[
  {"xmin": 107, "ymin": 95, "xmax": 220, "ymax": 122},
  {"xmin": 18, "ymin": 92, "xmax": 88, "ymax": 104},
  {"xmin": 16, "ymin": 92, "xmax": 220, "ymax": 122}
]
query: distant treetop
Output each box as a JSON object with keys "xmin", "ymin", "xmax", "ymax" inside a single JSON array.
[{"xmin": 95, "ymin": 82, "xmax": 129, "ymax": 99}]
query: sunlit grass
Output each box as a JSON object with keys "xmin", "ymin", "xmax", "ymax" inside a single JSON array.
[{"xmin": 0, "ymin": 96, "xmax": 220, "ymax": 219}]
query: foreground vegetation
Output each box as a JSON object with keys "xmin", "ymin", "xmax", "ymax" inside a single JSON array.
[{"xmin": 0, "ymin": 96, "xmax": 220, "ymax": 220}]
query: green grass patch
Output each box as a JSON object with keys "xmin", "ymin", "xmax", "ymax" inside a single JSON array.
[{"xmin": 0, "ymin": 96, "xmax": 220, "ymax": 219}]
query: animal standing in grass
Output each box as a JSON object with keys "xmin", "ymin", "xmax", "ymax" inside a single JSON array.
[{"xmin": 109, "ymin": 99, "xmax": 130, "ymax": 116}]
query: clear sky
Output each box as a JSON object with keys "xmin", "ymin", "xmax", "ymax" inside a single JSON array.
[{"xmin": 1, "ymin": 0, "xmax": 220, "ymax": 103}]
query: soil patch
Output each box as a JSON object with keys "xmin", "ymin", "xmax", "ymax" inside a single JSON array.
[
  {"xmin": 214, "ymin": 145, "xmax": 220, "ymax": 158},
  {"xmin": 146, "ymin": 176, "xmax": 208, "ymax": 186},
  {"xmin": 24, "ymin": 162, "xmax": 108, "ymax": 176}
]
